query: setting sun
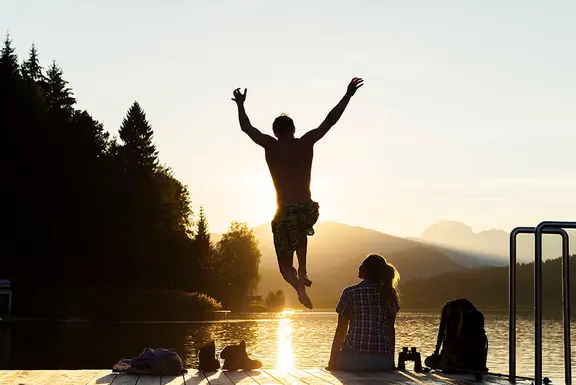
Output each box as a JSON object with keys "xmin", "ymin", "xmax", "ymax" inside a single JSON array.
[
  {"xmin": 244, "ymin": 173, "xmax": 277, "ymax": 225},
  {"xmin": 242, "ymin": 173, "xmax": 336, "ymax": 228}
]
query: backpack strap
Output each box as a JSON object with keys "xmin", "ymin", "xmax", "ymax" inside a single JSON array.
[
  {"xmin": 456, "ymin": 306, "xmax": 465, "ymax": 339},
  {"xmin": 434, "ymin": 301, "xmax": 451, "ymax": 355}
]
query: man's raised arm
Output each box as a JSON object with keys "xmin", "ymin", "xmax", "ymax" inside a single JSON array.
[
  {"xmin": 232, "ymin": 87, "xmax": 275, "ymax": 148},
  {"xmin": 302, "ymin": 77, "xmax": 364, "ymax": 144}
]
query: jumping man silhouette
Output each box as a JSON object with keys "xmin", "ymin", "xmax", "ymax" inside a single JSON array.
[{"xmin": 232, "ymin": 77, "xmax": 364, "ymax": 308}]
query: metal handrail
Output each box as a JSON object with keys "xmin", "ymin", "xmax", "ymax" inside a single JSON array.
[
  {"xmin": 534, "ymin": 221, "xmax": 575, "ymax": 385},
  {"xmin": 509, "ymin": 227, "xmax": 569, "ymax": 383}
]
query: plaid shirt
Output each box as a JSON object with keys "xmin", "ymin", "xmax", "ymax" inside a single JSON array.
[{"xmin": 336, "ymin": 280, "xmax": 399, "ymax": 355}]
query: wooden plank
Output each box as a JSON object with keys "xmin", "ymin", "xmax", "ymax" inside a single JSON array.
[
  {"xmin": 397, "ymin": 370, "xmax": 454, "ymax": 385},
  {"xmin": 29, "ymin": 370, "xmax": 61, "ymax": 384},
  {"xmin": 203, "ymin": 371, "xmax": 235, "ymax": 385},
  {"xmin": 134, "ymin": 374, "xmax": 162, "ymax": 385},
  {"xmin": 319, "ymin": 369, "xmax": 367, "ymax": 382},
  {"xmin": 321, "ymin": 369, "xmax": 376, "ymax": 381},
  {"xmin": 183, "ymin": 371, "xmax": 210, "ymax": 385},
  {"xmin": 300, "ymin": 369, "xmax": 346, "ymax": 385},
  {"xmin": 0, "ymin": 370, "xmax": 37, "ymax": 384},
  {"xmin": 42, "ymin": 369, "xmax": 102, "ymax": 385},
  {"xmin": 345, "ymin": 371, "xmax": 409, "ymax": 385},
  {"xmin": 110, "ymin": 373, "xmax": 140, "ymax": 385},
  {"xmin": 263, "ymin": 369, "xmax": 305, "ymax": 385},
  {"xmin": 2, "ymin": 370, "xmax": 60, "ymax": 384},
  {"xmin": 304, "ymin": 369, "xmax": 409, "ymax": 385},
  {"xmin": 161, "ymin": 374, "xmax": 186, "ymax": 385},
  {"xmin": 223, "ymin": 371, "xmax": 260, "ymax": 384},
  {"xmin": 243, "ymin": 370, "xmax": 284, "ymax": 385},
  {"xmin": 0, "ymin": 370, "xmax": 13, "ymax": 378},
  {"xmin": 319, "ymin": 370, "xmax": 406, "ymax": 385},
  {"xmin": 86, "ymin": 370, "xmax": 117, "ymax": 385},
  {"xmin": 287, "ymin": 368, "xmax": 332, "ymax": 384},
  {"xmin": 431, "ymin": 372, "xmax": 476, "ymax": 385},
  {"xmin": 432, "ymin": 372, "xmax": 512, "ymax": 385}
]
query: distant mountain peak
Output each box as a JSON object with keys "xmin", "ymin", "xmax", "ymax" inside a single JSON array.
[
  {"xmin": 418, "ymin": 219, "xmax": 571, "ymax": 262},
  {"xmin": 422, "ymin": 220, "xmax": 473, "ymax": 236}
]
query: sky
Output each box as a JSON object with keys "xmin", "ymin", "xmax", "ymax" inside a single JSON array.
[{"xmin": 3, "ymin": 0, "xmax": 575, "ymax": 237}]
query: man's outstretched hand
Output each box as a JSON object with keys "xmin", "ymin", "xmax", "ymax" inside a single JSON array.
[
  {"xmin": 232, "ymin": 88, "xmax": 247, "ymax": 104},
  {"xmin": 346, "ymin": 77, "xmax": 364, "ymax": 97}
]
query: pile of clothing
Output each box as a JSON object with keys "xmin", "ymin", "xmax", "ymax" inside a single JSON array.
[{"xmin": 113, "ymin": 348, "xmax": 187, "ymax": 376}]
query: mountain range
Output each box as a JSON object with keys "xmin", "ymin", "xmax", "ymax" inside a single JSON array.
[
  {"xmin": 212, "ymin": 220, "xmax": 574, "ymax": 308},
  {"xmin": 416, "ymin": 220, "xmax": 573, "ymax": 263}
]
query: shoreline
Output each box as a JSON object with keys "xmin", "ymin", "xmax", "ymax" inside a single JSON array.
[{"xmin": 1, "ymin": 306, "xmax": 574, "ymax": 324}]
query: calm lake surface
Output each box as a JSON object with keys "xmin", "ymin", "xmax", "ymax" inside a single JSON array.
[{"xmin": 0, "ymin": 311, "xmax": 574, "ymax": 383}]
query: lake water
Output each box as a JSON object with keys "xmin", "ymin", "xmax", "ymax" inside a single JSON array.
[{"xmin": 0, "ymin": 311, "xmax": 573, "ymax": 384}]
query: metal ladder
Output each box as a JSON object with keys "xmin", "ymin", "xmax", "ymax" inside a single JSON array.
[{"xmin": 509, "ymin": 221, "xmax": 574, "ymax": 385}]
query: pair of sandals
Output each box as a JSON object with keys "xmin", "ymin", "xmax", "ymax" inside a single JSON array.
[{"xmin": 198, "ymin": 340, "xmax": 262, "ymax": 371}]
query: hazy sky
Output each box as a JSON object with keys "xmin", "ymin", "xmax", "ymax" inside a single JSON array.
[{"xmin": 3, "ymin": 0, "xmax": 575, "ymax": 236}]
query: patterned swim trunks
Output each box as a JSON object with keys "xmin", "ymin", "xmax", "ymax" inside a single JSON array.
[{"xmin": 271, "ymin": 200, "xmax": 320, "ymax": 264}]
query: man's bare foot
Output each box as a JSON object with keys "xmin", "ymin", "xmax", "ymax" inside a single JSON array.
[
  {"xmin": 299, "ymin": 272, "xmax": 312, "ymax": 287},
  {"xmin": 296, "ymin": 285, "xmax": 313, "ymax": 309}
]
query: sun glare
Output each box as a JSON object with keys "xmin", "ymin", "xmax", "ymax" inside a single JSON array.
[
  {"xmin": 243, "ymin": 174, "xmax": 335, "ymax": 227},
  {"xmin": 244, "ymin": 174, "xmax": 277, "ymax": 225},
  {"xmin": 276, "ymin": 315, "xmax": 294, "ymax": 370},
  {"xmin": 280, "ymin": 309, "xmax": 295, "ymax": 317}
]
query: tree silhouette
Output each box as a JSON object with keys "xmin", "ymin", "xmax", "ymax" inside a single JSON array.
[
  {"xmin": 196, "ymin": 206, "xmax": 211, "ymax": 252},
  {"xmin": 21, "ymin": 44, "xmax": 44, "ymax": 83},
  {"xmin": 154, "ymin": 165, "xmax": 193, "ymax": 234},
  {"xmin": 43, "ymin": 61, "xmax": 76, "ymax": 118},
  {"xmin": 118, "ymin": 101, "xmax": 158, "ymax": 174},
  {"xmin": 1, "ymin": 35, "xmax": 261, "ymax": 319},
  {"xmin": 215, "ymin": 221, "xmax": 261, "ymax": 309},
  {"xmin": 0, "ymin": 33, "xmax": 19, "ymax": 78},
  {"xmin": 400, "ymin": 255, "xmax": 575, "ymax": 310},
  {"xmin": 265, "ymin": 290, "xmax": 286, "ymax": 311}
]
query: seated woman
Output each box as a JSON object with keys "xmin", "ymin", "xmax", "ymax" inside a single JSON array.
[{"xmin": 327, "ymin": 254, "xmax": 400, "ymax": 371}]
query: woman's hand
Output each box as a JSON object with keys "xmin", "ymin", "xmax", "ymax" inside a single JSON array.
[
  {"xmin": 326, "ymin": 359, "xmax": 336, "ymax": 371},
  {"xmin": 328, "ymin": 314, "xmax": 349, "ymax": 372},
  {"xmin": 327, "ymin": 349, "xmax": 340, "ymax": 370}
]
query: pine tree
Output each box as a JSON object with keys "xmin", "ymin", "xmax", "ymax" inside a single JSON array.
[
  {"xmin": 21, "ymin": 44, "xmax": 44, "ymax": 83},
  {"xmin": 118, "ymin": 101, "xmax": 159, "ymax": 174},
  {"xmin": 154, "ymin": 165, "xmax": 193, "ymax": 234},
  {"xmin": 44, "ymin": 61, "xmax": 76, "ymax": 115},
  {"xmin": 196, "ymin": 206, "xmax": 211, "ymax": 253},
  {"xmin": 0, "ymin": 32, "xmax": 19, "ymax": 78}
]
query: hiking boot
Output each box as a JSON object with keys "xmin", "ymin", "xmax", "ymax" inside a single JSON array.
[
  {"xmin": 220, "ymin": 340, "xmax": 262, "ymax": 370},
  {"xmin": 198, "ymin": 340, "xmax": 220, "ymax": 371}
]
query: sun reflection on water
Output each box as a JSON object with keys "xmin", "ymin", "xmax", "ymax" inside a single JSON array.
[{"xmin": 276, "ymin": 310, "xmax": 295, "ymax": 370}]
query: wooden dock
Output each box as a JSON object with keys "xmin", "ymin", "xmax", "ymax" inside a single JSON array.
[{"xmin": 0, "ymin": 368, "xmax": 533, "ymax": 385}]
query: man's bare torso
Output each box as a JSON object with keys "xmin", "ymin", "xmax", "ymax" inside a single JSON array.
[{"xmin": 265, "ymin": 138, "xmax": 314, "ymax": 206}]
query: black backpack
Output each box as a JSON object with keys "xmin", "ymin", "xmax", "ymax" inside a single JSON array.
[{"xmin": 425, "ymin": 299, "xmax": 488, "ymax": 373}]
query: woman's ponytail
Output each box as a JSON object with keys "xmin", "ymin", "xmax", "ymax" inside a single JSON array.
[{"xmin": 361, "ymin": 254, "xmax": 400, "ymax": 310}]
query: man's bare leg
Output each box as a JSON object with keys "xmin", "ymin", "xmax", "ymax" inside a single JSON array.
[
  {"xmin": 296, "ymin": 235, "xmax": 312, "ymax": 287},
  {"xmin": 279, "ymin": 256, "xmax": 313, "ymax": 309}
]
